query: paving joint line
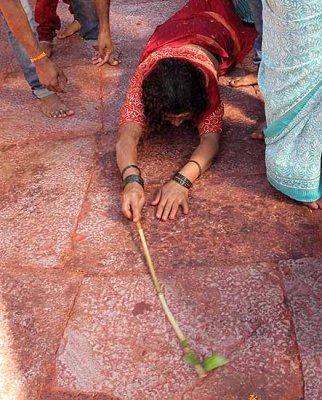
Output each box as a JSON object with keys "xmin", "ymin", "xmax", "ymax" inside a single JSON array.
[
  {"xmin": 273, "ymin": 262, "xmax": 306, "ymax": 399},
  {"xmin": 58, "ymin": 158, "xmax": 98, "ymax": 270},
  {"xmin": 38, "ymin": 274, "xmax": 85, "ymax": 400}
]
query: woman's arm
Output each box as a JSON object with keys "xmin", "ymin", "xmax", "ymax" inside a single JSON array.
[
  {"xmin": 152, "ymin": 133, "xmax": 220, "ymax": 221},
  {"xmin": 116, "ymin": 122, "xmax": 145, "ymax": 222}
]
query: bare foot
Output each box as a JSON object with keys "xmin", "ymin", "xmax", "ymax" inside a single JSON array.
[
  {"xmin": 230, "ymin": 72, "xmax": 258, "ymax": 87},
  {"xmin": 57, "ymin": 20, "xmax": 81, "ymax": 39},
  {"xmin": 40, "ymin": 41, "xmax": 53, "ymax": 58},
  {"xmin": 39, "ymin": 94, "xmax": 74, "ymax": 118},
  {"xmin": 251, "ymin": 121, "xmax": 265, "ymax": 140},
  {"xmin": 303, "ymin": 198, "xmax": 322, "ymax": 210}
]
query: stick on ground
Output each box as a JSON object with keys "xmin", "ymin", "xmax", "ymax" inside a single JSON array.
[{"xmin": 136, "ymin": 221, "xmax": 228, "ymax": 378}]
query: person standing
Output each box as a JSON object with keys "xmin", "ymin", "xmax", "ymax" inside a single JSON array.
[
  {"xmin": 1, "ymin": 0, "xmax": 73, "ymax": 117},
  {"xmin": 259, "ymin": 0, "xmax": 322, "ymax": 209}
]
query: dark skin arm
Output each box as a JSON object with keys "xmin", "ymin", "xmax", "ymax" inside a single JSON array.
[
  {"xmin": 92, "ymin": 0, "xmax": 120, "ymax": 66},
  {"xmin": 0, "ymin": 0, "xmax": 67, "ymax": 92}
]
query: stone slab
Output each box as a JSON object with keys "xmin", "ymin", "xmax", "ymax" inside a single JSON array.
[
  {"xmin": 0, "ymin": 137, "xmax": 95, "ymax": 268},
  {"xmin": 68, "ymin": 156, "xmax": 321, "ymax": 276},
  {"xmin": 55, "ymin": 263, "xmax": 302, "ymax": 399},
  {"xmin": 0, "ymin": 65, "xmax": 101, "ymax": 147},
  {"xmin": 40, "ymin": 390, "xmax": 117, "ymax": 400},
  {"xmin": 66, "ymin": 152, "xmax": 144, "ymax": 275},
  {"xmin": 0, "ymin": 268, "xmax": 81, "ymax": 400},
  {"xmin": 280, "ymin": 258, "xmax": 322, "ymax": 400}
]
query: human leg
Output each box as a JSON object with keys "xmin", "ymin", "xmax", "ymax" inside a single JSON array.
[
  {"xmin": 229, "ymin": 0, "xmax": 262, "ymax": 88},
  {"xmin": 71, "ymin": 0, "xmax": 99, "ymax": 40},
  {"xmin": 35, "ymin": 0, "xmax": 61, "ymax": 42},
  {"xmin": 248, "ymin": 0, "xmax": 262, "ymax": 64},
  {"xmin": 4, "ymin": 0, "xmax": 74, "ymax": 117},
  {"xmin": 56, "ymin": 0, "xmax": 81, "ymax": 39}
]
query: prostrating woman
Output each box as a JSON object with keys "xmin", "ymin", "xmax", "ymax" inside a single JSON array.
[
  {"xmin": 116, "ymin": 0, "xmax": 256, "ymax": 221},
  {"xmin": 259, "ymin": 0, "xmax": 322, "ymax": 209}
]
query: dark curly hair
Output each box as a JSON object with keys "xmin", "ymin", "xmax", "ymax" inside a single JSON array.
[{"xmin": 142, "ymin": 57, "xmax": 208, "ymax": 132}]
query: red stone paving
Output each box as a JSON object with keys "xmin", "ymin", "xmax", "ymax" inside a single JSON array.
[
  {"xmin": 279, "ymin": 258, "xmax": 322, "ymax": 400},
  {"xmin": 0, "ymin": 268, "xmax": 81, "ymax": 400},
  {"xmin": 0, "ymin": 137, "xmax": 95, "ymax": 268},
  {"xmin": 52, "ymin": 266, "xmax": 303, "ymax": 400},
  {"xmin": 0, "ymin": 0, "xmax": 321, "ymax": 399}
]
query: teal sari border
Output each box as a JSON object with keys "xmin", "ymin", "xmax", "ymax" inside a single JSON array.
[
  {"xmin": 264, "ymin": 80, "xmax": 322, "ymax": 138},
  {"xmin": 267, "ymin": 174, "xmax": 322, "ymax": 202}
]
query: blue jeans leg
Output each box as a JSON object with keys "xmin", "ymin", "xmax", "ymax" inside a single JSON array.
[
  {"xmin": 248, "ymin": 0, "xmax": 263, "ymax": 64},
  {"xmin": 3, "ymin": 0, "xmax": 54, "ymax": 99},
  {"xmin": 71, "ymin": 0, "xmax": 99, "ymax": 40}
]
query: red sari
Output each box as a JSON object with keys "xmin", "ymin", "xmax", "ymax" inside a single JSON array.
[{"xmin": 120, "ymin": 0, "xmax": 256, "ymax": 135}]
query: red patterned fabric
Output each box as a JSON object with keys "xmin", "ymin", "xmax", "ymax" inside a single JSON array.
[
  {"xmin": 120, "ymin": 0, "xmax": 256, "ymax": 135},
  {"xmin": 120, "ymin": 46, "xmax": 224, "ymax": 135}
]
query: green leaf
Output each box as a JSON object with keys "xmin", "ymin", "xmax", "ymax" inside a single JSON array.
[
  {"xmin": 202, "ymin": 354, "xmax": 229, "ymax": 372},
  {"xmin": 184, "ymin": 351, "xmax": 200, "ymax": 366}
]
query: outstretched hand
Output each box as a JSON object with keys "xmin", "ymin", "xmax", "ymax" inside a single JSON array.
[
  {"xmin": 152, "ymin": 181, "xmax": 189, "ymax": 221},
  {"xmin": 121, "ymin": 183, "xmax": 145, "ymax": 222},
  {"xmin": 92, "ymin": 32, "xmax": 120, "ymax": 67},
  {"xmin": 35, "ymin": 58, "xmax": 67, "ymax": 92}
]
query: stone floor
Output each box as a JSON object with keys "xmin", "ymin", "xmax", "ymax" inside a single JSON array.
[{"xmin": 0, "ymin": 1, "xmax": 322, "ymax": 400}]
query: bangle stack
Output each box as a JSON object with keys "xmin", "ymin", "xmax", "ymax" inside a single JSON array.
[
  {"xmin": 121, "ymin": 164, "xmax": 141, "ymax": 179},
  {"xmin": 123, "ymin": 174, "xmax": 144, "ymax": 189},
  {"xmin": 122, "ymin": 164, "xmax": 144, "ymax": 189},
  {"xmin": 172, "ymin": 172, "xmax": 192, "ymax": 189}
]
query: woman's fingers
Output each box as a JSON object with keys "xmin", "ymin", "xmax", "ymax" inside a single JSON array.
[
  {"xmin": 169, "ymin": 201, "xmax": 179, "ymax": 220},
  {"xmin": 161, "ymin": 199, "xmax": 173, "ymax": 221},
  {"xmin": 156, "ymin": 198, "xmax": 168, "ymax": 219},
  {"xmin": 132, "ymin": 199, "xmax": 142, "ymax": 222},
  {"xmin": 122, "ymin": 197, "xmax": 133, "ymax": 220},
  {"xmin": 151, "ymin": 189, "xmax": 162, "ymax": 205},
  {"xmin": 182, "ymin": 198, "xmax": 189, "ymax": 215},
  {"xmin": 122, "ymin": 187, "xmax": 145, "ymax": 221}
]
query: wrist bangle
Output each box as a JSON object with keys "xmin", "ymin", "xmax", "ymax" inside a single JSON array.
[
  {"xmin": 187, "ymin": 160, "xmax": 202, "ymax": 178},
  {"xmin": 30, "ymin": 51, "xmax": 48, "ymax": 63},
  {"xmin": 172, "ymin": 172, "xmax": 192, "ymax": 189},
  {"xmin": 121, "ymin": 164, "xmax": 141, "ymax": 179},
  {"xmin": 123, "ymin": 174, "xmax": 144, "ymax": 189}
]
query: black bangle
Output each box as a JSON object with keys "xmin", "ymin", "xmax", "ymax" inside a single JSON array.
[
  {"xmin": 187, "ymin": 160, "xmax": 202, "ymax": 178},
  {"xmin": 121, "ymin": 164, "xmax": 141, "ymax": 179},
  {"xmin": 172, "ymin": 172, "xmax": 192, "ymax": 189},
  {"xmin": 123, "ymin": 174, "xmax": 144, "ymax": 189}
]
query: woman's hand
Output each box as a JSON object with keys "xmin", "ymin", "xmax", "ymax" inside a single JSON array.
[
  {"xmin": 121, "ymin": 183, "xmax": 145, "ymax": 222},
  {"xmin": 152, "ymin": 180, "xmax": 189, "ymax": 221}
]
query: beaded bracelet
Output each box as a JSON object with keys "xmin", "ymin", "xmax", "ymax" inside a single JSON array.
[
  {"xmin": 123, "ymin": 174, "xmax": 144, "ymax": 189},
  {"xmin": 121, "ymin": 164, "xmax": 141, "ymax": 179},
  {"xmin": 187, "ymin": 160, "xmax": 202, "ymax": 179},
  {"xmin": 172, "ymin": 172, "xmax": 192, "ymax": 189}
]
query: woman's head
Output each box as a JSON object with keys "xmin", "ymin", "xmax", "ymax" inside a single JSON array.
[{"xmin": 142, "ymin": 57, "xmax": 208, "ymax": 131}]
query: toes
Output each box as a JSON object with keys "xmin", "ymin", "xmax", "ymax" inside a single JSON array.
[
  {"xmin": 303, "ymin": 201, "xmax": 319, "ymax": 210},
  {"xmin": 316, "ymin": 199, "xmax": 322, "ymax": 209},
  {"xmin": 229, "ymin": 79, "xmax": 241, "ymax": 88},
  {"xmin": 251, "ymin": 131, "xmax": 265, "ymax": 140}
]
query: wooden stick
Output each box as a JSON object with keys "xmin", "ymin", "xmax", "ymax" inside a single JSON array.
[{"xmin": 136, "ymin": 221, "xmax": 207, "ymax": 378}]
